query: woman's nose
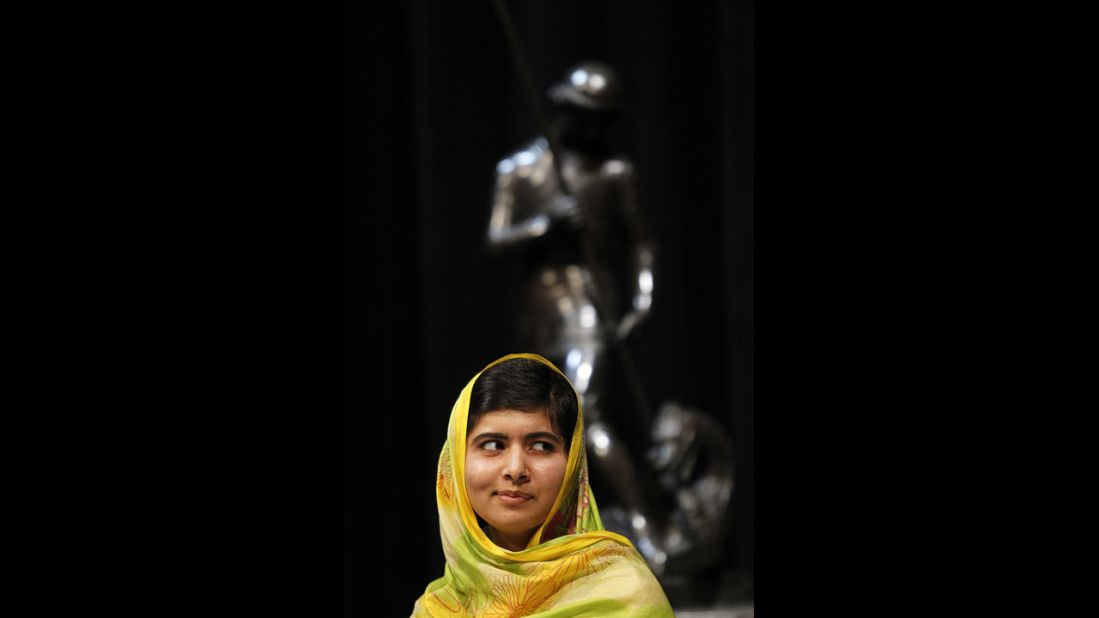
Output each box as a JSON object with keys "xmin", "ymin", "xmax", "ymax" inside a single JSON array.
[{"xmin": 502, "ymin": 447, "xmax": 529, "ymax": 481}]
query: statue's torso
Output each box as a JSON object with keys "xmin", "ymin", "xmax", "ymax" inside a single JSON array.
[{"xmin": 496, "ymin": 139, "xmax": 636, "ymax": 351}]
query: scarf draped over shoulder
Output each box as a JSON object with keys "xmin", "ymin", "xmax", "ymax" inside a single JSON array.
[{"xmin": 411, "ymin": 353, "xmax": 673, "ymax": 617}]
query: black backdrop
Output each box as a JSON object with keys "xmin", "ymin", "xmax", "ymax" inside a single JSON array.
[
  {"xmin": 56, "ymin": 0, "xmax": 750, "ymax": 615},
  {"xmin": 43, "ymin": 1, "xmax": 987, "ymax": 613},
  {"xmin": 345, "ymin": 1, "xmax": 753, "ymax": 615}
]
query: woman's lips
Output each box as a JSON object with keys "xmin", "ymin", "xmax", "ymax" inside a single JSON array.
[{"xmin": 495, "ymin": 491, "xmax": 532, "ymax": 504}]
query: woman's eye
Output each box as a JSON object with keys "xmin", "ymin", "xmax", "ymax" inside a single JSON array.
[
  {"xmin": 481, "ymin": 440, "xmax": 504, "ymax": 451},
  {"xmin": 531, "ymin": 441, "xmax": 555, "ymax": 452}
]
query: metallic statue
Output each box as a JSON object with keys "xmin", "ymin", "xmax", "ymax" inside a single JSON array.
[{"xmin": 486, "ymin": 61, "xmax": 733, "ymax": 577}]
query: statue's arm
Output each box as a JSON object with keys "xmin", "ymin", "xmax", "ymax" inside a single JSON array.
[
  {"xmin": 614, "ymin": 161, "xmax": 654, "ymax": 341},
  {"xmin": 485, "ymin": 170, "xmax": 553, "ymax": 254}
]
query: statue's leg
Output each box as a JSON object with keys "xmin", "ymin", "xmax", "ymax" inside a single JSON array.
[{"xmin": 566, "ymin": 342, "xmax": 669, "ymax": 571}]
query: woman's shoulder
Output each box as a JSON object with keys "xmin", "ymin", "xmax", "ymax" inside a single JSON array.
[
  {"xmin": 410, "ymin": 576, "xmax": 465, "ymax": 618},
  {"xmin": 560, "ymin": 537, "xmax": 673, "ymax": 610},
  {"xmin": 593, "ymin": 541, "xmax": 663, "ymax": 584}
]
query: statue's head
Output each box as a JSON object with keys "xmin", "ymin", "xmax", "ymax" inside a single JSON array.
[{"xmin": 547, "ymin": 61, "xmax": 623, "ymax": 153}]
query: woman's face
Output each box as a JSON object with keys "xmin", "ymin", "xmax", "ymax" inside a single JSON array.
[{"xmin": 465, "ymin": 408, "xmax": 568, "ymax": 551}]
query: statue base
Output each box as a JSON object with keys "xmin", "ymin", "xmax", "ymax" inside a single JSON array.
[{"xmin": 661, "ymin": 569, "xmax": 753, "ymax": 609}]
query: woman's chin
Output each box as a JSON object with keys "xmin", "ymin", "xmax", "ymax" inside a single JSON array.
[{"xmin": 487, "ymin": 522, "xmax": 539, "ymax": 546}]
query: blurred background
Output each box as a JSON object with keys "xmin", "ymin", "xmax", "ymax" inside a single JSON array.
[{"xmin": 344, "ymin": 1, "xmax": 753, "ymax": 615}]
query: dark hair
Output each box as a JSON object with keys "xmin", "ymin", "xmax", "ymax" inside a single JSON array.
[{"xmin": 469, "ymin": 358, "xmax": 578, "ymax": 452}]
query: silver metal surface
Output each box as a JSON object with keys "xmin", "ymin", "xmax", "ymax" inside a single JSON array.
[
  {"xmin": 487, "ymin": 62, "xmax": 733, "ymax": 578},
  {"xmin": 674, "ymin": 606, "xmax": 754, "ymax": 618}
]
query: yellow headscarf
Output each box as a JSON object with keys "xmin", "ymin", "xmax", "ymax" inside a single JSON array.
[{"xmin": 411, "ymin": 353, "xmax": 673, "ymax": 617}]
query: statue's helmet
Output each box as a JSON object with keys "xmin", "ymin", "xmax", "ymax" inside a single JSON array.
[{"xmin": 547, "ymin": 61, "xmax": 623, "ymax": 111}]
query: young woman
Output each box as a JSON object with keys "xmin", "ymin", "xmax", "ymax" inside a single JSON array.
[{"xmin": 411, "ymin": 353, "xmax": 672, "ymax": 617}]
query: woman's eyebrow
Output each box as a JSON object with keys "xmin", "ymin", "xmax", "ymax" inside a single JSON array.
[
  {"xmin": 525, "ymin": 431, "xmax": 563, "ymax": 443},
  {"xmin": 470, "ymin": 432, "xmax": 508, "ymax": 442}
]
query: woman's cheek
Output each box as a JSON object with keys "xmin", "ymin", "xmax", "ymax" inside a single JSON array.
[
  {"xmin": 533, "ymin": 457, "xmax": 567, "ymax": 487},
  {"xmin": 464, "ymin": 456, "xmax": 492, "ymax": 491}
]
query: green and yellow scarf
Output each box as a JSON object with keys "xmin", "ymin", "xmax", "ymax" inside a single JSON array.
[{"xmin": 411, "ymin": 353, "xmax": 673, "ymax": 617}]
